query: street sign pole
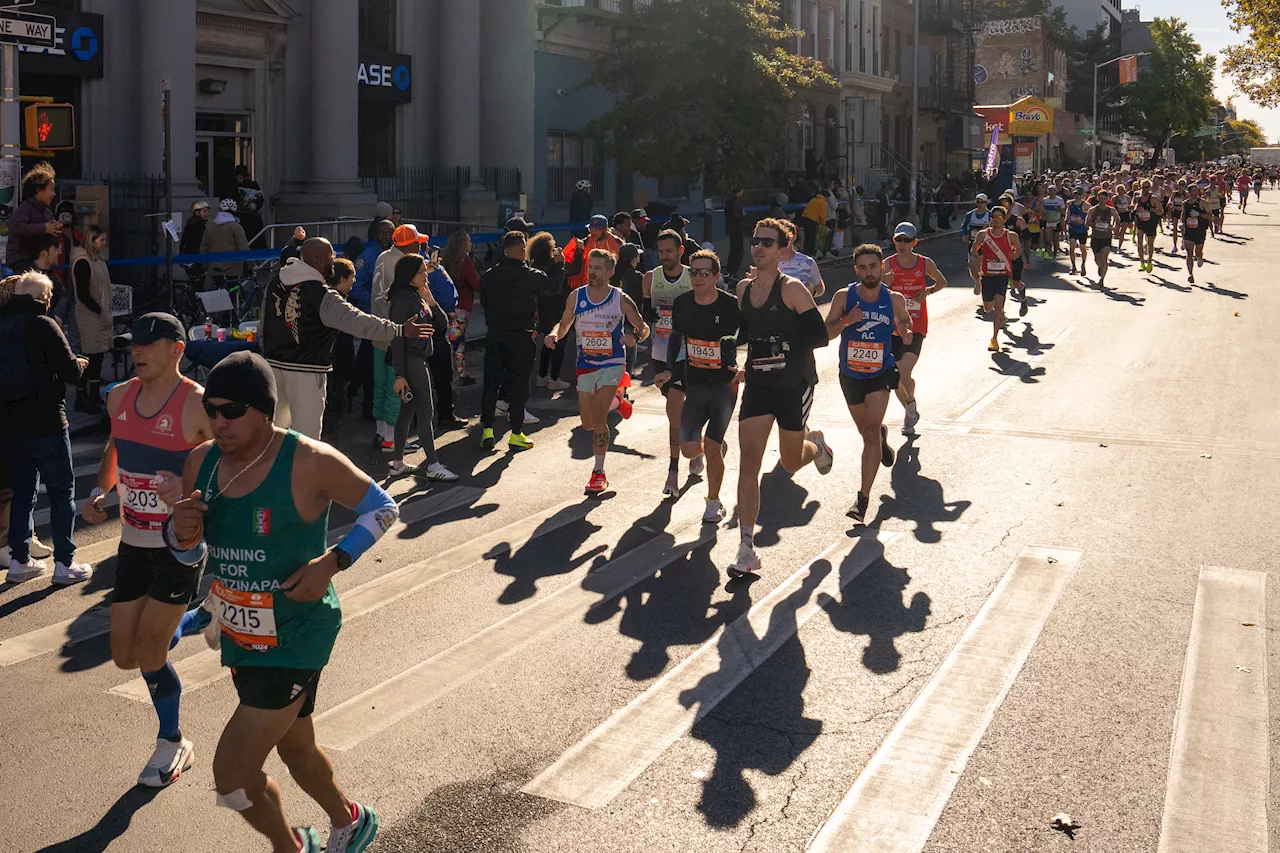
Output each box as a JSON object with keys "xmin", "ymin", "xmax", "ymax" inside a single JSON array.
[
  {"xmin": 0, "ymin": 41, "xmax": 20, "ymax": 257},
  {"xmin": 163, "ymin": 78, "xmax": 173, "ymax": 309}
]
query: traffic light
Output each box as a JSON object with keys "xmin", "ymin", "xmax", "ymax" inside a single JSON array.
[{"xmin": 23, "ymin": 103, "xmax": 74, "ymax": 150}]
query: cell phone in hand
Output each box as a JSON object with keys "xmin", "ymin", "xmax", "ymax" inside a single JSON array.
[{"xmin": 400, "ymin": 389, "xmax": 413, "ymax": 403}]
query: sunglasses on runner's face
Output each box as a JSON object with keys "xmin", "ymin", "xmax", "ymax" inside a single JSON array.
[
  {"xmin": 893, "ymin": 236, "xmax": 915, "ymax": 243},
  {"xmin": 691, "ymin": 267, "xmax": 716, "ymax": 277},
  {"xmin": 750, "ymin": 237, "xmax": 778, "ymax": 247},
  {"xmin": 203, "ymin": 400, "xmax": 252, "ymax": 420}
]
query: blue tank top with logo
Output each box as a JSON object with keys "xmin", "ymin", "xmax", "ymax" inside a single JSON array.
[
  {"xmin": 839, "ymin": 284, "xmax": 897, "ymax": 379},
  {"xmin": 1067, "ymin": 201, "xmax": 1089, "ymax": 235},
  {"xmin": 573, "ymin": 285, "xmax": 626, "ymax": 371}
]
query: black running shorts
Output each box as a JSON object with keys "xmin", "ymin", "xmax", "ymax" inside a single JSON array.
[
  {"xmin": 231, "ymin": 666, "xmax": 324, "ymax": 718},
  {"xmin": 840, "ymin": 368, "xmax": 900, "ymax": 406},
  {"xmin": 739, "ymin": 382, "xmax": 813, "ymax": 433},
  {"xmin": 891, "ymin": 334, "xmax": 924, "ymax": 360},
  {"xmin": 112, "ymin": 542, "xmax": 203, "ymax": 606},
  {"xmin": 981, "ymin": 275, "xmax": 1009, "ymax": 301},
  {"xmin": 679, "ymin": 382, "xmax": 737, "ymax": 446}
]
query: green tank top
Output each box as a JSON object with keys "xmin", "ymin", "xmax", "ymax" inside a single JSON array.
[{"xmin": 198, "ymin": 430, "xmax": 340, "ymax": 671}]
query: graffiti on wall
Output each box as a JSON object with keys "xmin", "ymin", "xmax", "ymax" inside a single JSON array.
[{"xmin": 982, "ymin": 17, "xmax": 1041, "ymax": 36}]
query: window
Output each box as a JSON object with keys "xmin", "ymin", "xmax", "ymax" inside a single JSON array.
[
  {"xmin": 358, "ymin": 101, "xmax": 397, "ymax": 177},
  {"xmin": 872, "ymin": 6, "xmax": 879, "ymax": 74},
  {"xmin": 658, "ymin": 175, "xmax": 691, "ymax": 199},
  {"xmin": 547, "ymin": 130, "xmax": 604, "ymax": 205},
  {"xmin": 894, "ymin": 29, "xmax": 901, "ymax": 76},
  {"xmin": 859, "ymin": 1, "xmax": 867, "ymax": 72},
  {"xmin": 359, "ymin": 0, "xmax": 396, "ymax": 51}
]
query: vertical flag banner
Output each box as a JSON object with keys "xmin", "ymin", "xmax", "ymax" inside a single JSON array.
[
  {"xmin": 985, "ymin": 126, "xmax": 1000, "ymax": 176},
  {"xmin": 1119, "ymin": 55, "xmax": 1138, "ymax": 84}
]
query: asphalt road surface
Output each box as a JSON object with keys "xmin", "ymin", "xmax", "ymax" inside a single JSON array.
[{"xmin": 3, "ymin": 197, "xmax": 1277, "ymax": 853}]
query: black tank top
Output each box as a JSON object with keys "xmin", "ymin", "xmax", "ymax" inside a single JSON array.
[{"xmin": 740, "ymin": 273, "xmax": 816, "ymax": 387}]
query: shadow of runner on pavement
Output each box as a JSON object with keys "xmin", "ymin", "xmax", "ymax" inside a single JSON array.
[
  {"xmin": 749, "ymin": 463, "xmax": 819, "ymax": 549},
  {"xmin": 33, "ymin": 786, "xmax": 161, "ymax": 853},
  {"xmin": 869, "ymin": 435, "xmax": 970, "ymax": 544},
  {"xmin": 819, "ymin": 558, "xmax": 931, "ymax": 675}
]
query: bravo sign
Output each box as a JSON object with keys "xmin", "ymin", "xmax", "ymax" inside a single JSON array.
[{"xmin": 1006, "ymin": 96, "xmax": 1053, "ymax": 136}]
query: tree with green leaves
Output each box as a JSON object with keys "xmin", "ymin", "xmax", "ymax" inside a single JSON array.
[
  {"xmin": 1123, "ymin": 18, "xmax": 1215, "ymax": 164},
  {"xmin": 581, "ymin": 0, "xmax": 833, "ymax": 198},
  {"xmin": 1223, "ymin": 0, "xmax": 1280, "ymax": 107},
  {"xmin": 1223, "ymin": 117, "xmax": 1267, "ymax": 153}
]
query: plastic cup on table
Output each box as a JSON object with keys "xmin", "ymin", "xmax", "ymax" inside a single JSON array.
[{"xmin": 217, "ymin": 328, "xmax": 227, "ymax": 342}]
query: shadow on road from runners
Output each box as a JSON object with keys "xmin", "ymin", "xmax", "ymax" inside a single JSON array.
[
  {"xmin": 33, "ymin": 785, "xmax": 160, "ymax": 853},
  {"xmin": 566, "ymin": 418, "xmax": 655, "ymax": 462},
  {"xmin": 1199, "ymin": 282, "xmax": 1249, "ymax": 299},
  {"xmin": 988, "ymin": 351, "xmax": 1045, "ymax": 384},
  {"xmin": 747, "ymin": 464, "xmax": 820, "ymax": 549},
  {"xmin": 870, "ymin": 435, "xmax": 970, "ymax": 544},
  {"xmin": 1002, "ymin": 322, "xmax": 1055, "ymax": 357},
  {"xmin": 1098, "ymin": 285, "xmax": 1147, "ymax": 306},
  {"xmin": 820, "ymin": 557, "xmax": 931, "ymax": 675},
  {"xmin": 683, "ymin": 556, "xmax": 832, "ymax": 829},
  {"xmin": 492, "ymin": 510, "xmax": 605, "ymax": 606}
]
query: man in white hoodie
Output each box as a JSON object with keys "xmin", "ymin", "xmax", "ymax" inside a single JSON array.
[{"xmin": 260, "ymin": 238, "xmax": 431, "ymax": 439}]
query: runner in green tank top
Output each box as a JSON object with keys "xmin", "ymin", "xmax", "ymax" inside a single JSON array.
[{"xmin": 168, "ymin": 352, "xmax": 396, "ymax": 853}]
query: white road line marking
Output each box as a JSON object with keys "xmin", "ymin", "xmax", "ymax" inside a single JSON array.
[
  {"xmin": 804, "ymin": 546, "xmax": 1080, "ymax": 853},
  {"xmin": 953, "ymin": 326, "xmax": 1075, "ymax": 424},
  {"xmin": 522, "ymin": 531, "xmax": 901, "ymax": 809},
  {"xmin": 107, "ymin": 488, "xmax": 594, "ymax": 702},
  {"xmin": 1157, "ymin": 567, "xmax": 1268, "ymax": 853},
  {"xmin": 1, "ymin": 487, "xmax": 481, "ymax": 669},
  {"xmin": 315, "ymin": 501, "xmax": 713, "ymax": 751}
]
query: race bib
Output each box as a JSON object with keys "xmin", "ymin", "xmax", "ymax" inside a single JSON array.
[
  {"xmin": 581, "ymin": 332, "xmax": 613, "ymax": 357},
  {"xmin": 985, "ymin": 261, "xmax": 1007, "ymax": 273},
  {"xmin": 211, "ymin": 581, "xmax": 278, "ymax": 649},
  {"xmin": 1095, "ymin": 221, "xmax": 1111, "ymax": 232},
  {"xmin": 846, "ymin": 341, "xmax": 885, "ymax": 373},
  {"xmin": 686, "ymin": 338, "xmax": 722, "ymax": 371},
  {"xmin": 1137, "ymin": 210, "xmax": 1151, "ymax": 221},
  {"xmin": 655, "ymin": 306, "xmax": 673, "ymax": 338},
  {"xmin": 904, "ymin": 297, "xmax": 923, "ymax": 316},
  {"xmin": 1185, "ymin": 213, "xmax": 1199, "ymax": 226},
  {"xmin": 1069, "ymin": 215, "xmax": 1084, "ymax": 225},
  {"xmin": 119, "ymin": 472, "xmax": 169, "ymax": 531}
]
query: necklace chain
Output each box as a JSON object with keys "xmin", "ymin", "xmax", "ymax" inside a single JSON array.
[{"xmin": 205, "ymin": 434, "xmax": 276, "ymax": 502}]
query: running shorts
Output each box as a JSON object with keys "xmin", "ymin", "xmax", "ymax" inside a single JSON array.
[
  {"xmin": 739, "ymin": 382, "xmax": 813, "ymax": 433},
  {"xmin": 576, "ymin": 365, "xmax": 625, "ymax": 394},
  {"xmin": 658, "ymin": 363, "xmax": 687, "ymax": 398},
  {"xmin": 112, "ymin": 542, "xmax": 204, "ymax": 606},
  {"xmin": 1136, "ymin": 220, "xmax": 1159, "ymax": 236},
  {"xmin": 1068, "ymin": 230, "xmax": 1088, "ymax": 243},
  {"xmin": 679, "ymin": 382, "xmax": 737, "ymax": 446},
  {"xmin": 839, "ymin": 367, "xmax": 900, "ymax": 406},
  {"xmin": 1091, "ymin": 236, "xmax": 1112, "ymax": 252},
  {"xmin": 981, "ymin": 275, "xmax": 1009, "ymax": 301},
  {"xmin": 231, "ymin": 666, "xmax": 323, "ymax": 718},
  {"xmin": 1183, "ymin": 229, "xmax": 1206, "ymax": 245},
  {"xmin": 1119, "ymin": 211, "xmax": 1132, "ymax": 223},
  {"xmin": 891, "ymin": 333, "xmax": 924, "ymax": 360}
]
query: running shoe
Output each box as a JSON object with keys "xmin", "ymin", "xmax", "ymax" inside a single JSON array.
[
  {"xmin": 547, "ymin": 379, "xmax": 572, "ymax": 391},
  {"xmin": 137, "ymin": 736, "xmax": 195, "ymax": 788},
  {"xmin": 988, "ymin": 337, "xmax": 1000, "ymax": 352},
  {"xmin": 480, "ymin": 428, "xmax": 496, "ymax": 450},
  {"xmin": 200, "ymin": 598, "xmax": 221, "ymax": 649},
  {"xmin": 294, "ymin": 827, "xmax": 323, "ymax": 853},
  {"xmin": 521, "ymin": 411, "xmax": 541, "ymax": 426},
  {"xmin": 325, "ymin": 802, "xmax": 379, "ymax": 853},
  {"xmin": 663, "ymin": 468, "xmax": 680, "ymax": 497},
  {"xmin": 1019, "ymin": 297, "xmax": 1029, "ymax": 317},
  {"xmin": 703, "ymin": 499, "xmax": 726, "ymax": 524},
  {"xmin": 617, "ymin": 396, "xmax": 633, "ymax": 419},
  {"xmin": 689, "ymin": 453, "xmax": 706, "ymax": 476},
  {"xmin": 379, "ymin": 439, "xmax": 395, "ymax": 453},
  {"xmin": 508, "ymin": 433, "xmax": 534, "ymax": 451},
  {"xmin": 534, "ymin": 375, "xmax": 550, "ymax": 388},
  {"xmin": 419, "ymin": 462, "xmax": 460, "ymax": 481},
  {"xmin": 847, "ymin": 491, "xmax": 870, "ymax": 522},
  {"xmin": 879, "ymin": 424, "xmax": 895, "ymax": 468},
  {"xmin": 5, "ymin": 559, "xmax": 46, "ymax": 584},
  {"xmin": 809, "ymin": 430, "xmax": 834, "ymax": 475},
  {"xmin": 388, "ymin": 459, "xmax": 409, "ymax": 477},
  {"xmin": 727, "ymin": 544, "xmax": 762, "ymax": 578},
  {"xmin": 903, "ymin": 401, "xmax": 920, "ymax": 433},
  {"xmin": 1197, "ymin": 257, "xmax": 1204, "ymax": 268},
  {"xmin": 29, "ymin": 536, "xmax": 52, "ymax": 559},
  {"xmin": 585, "ymin": 471, "xmax": 608, "ymax": 495}
]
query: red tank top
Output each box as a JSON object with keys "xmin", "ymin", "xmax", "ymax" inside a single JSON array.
[
  {"xmin": 979, "ymin": 230, "xmax": 1014, "ymax": 277},
  {"xmin": 886, "ymin": 254, "xmax": 929, "ymax": 337}
]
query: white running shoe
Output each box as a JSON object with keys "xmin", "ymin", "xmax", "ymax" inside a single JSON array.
[
  {"xmin": 547, "ymin": 379, "xmax": 572, "ymax": 391},
  {"xmin": 903, "ymin": 401, "xmax": 920, "ymax": 433},
  {"xmin": 662, "ymin": 468, "xmax": 680, "ymax": 497},
  {"xmin": 388, "ymin": 459, "xmax": 409, "ymax": 477},
  {"xmin": 325, "ymin": 801, "xmax": 379, "ymax": 853},
  {"xmin": 689, "ymin": 453, "xmax": 706, "ymax": 476},
  {"xmin": 521, "ymin": 411, "xmax": 540, "ymax": 425},
  {"xmin": 420, "ymin": 462, "xmax": 459, "ymax": 482},
  {"xmin": 534, "ymin": 375, "xmax": 550, "ymax": 388},
  {"xmin": 52, "ymin": 561, "xmax": 93, "ymax": 586},
  {"xmin": 29, "ymin": 536, "xmax": 52, "ymax": 558},
  {"xmin": 137, "ymin": 736, "xmax": 195, "ymax": 788},
  {"xmin": 727, "ymin": 544, "xmax": 762, "ymax": 577},
  {"xmin": 496, "ymin": 400, "xmax": 510, "ymax": 417},
  {"xmin": 703, "ymin": 499, "xmax": 726, "ymax": 524},
  {"xmin": 200, "ymin": 598, "xmax": 221, "ymax": 649},
  {"xmin": 809, "ymin": 430, "xmax": 834, "ymax": 475},
  {"xmin": 5, "ymin": 559, "xmax": 47, "ymax": 584}
]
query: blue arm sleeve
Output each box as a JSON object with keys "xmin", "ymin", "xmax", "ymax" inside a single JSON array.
[{"xmin": 335, "ymin": 480, "xmax": 399, "ymax": 565}]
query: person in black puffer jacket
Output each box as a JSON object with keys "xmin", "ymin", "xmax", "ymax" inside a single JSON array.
[{"xmin": 529, "ymin": 232, "xmax": 571, "ymax": 390}]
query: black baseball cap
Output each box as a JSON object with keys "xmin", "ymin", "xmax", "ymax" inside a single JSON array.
[{"xmin": 114, "ymin": 312, "xmax": 185, "ymax": 349}]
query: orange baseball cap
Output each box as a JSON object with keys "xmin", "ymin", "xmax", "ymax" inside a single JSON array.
[{"xmin": 393, "ymin": 224, "xmax": 430, "ymax": 247}]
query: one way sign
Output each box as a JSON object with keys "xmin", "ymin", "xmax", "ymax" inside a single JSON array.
[{"xmin": 0, "ymin": 10, "xmax": 54, "ymax": 48}]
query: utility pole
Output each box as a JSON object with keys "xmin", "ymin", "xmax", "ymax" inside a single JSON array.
[
  {"xmin": 909, "ymin": 0, "xmax": 920, "ymax": 222},
  {"xmin": 163, "ymin": 78, "xmax": 173, "ymax": 309}
]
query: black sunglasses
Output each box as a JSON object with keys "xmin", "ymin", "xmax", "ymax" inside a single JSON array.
[
  {"xmin": 893, "ymin": 235, "xmax": 915, "ymax": 243},
  {"xmin": 750, "ymin": 237, "xmax": 778, "ymax": 247},
  {"xmin": 690, "ymin": 267, "xmax": 717, "ymax": 277},
  {"xmin": 392, "ymin": 209, "xmax": 401, "ymax": 215},
  {"xmin": 203, "ymin": 400, "xmax": 252, "ymax": 420}
]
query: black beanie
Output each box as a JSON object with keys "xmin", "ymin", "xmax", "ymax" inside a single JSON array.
[{"xmin": 205, "ymin": 351, "xmax": 277, "ymax": 419}]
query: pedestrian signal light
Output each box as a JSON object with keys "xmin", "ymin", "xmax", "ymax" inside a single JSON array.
[{"xmin": 24, "ymin": 103, "xmax": 74, "ymax": 150}]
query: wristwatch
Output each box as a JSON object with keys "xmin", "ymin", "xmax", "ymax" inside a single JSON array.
[
  {"xmin": 331, "ymin": 546, "xmax": 354, "ymax": 572},
  {"xmin": 88, "ymin": 487, "xmax": 105, "ymax": 502}
]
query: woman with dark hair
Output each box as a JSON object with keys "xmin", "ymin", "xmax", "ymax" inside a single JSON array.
[
  {"xmin": 386, "ymin": 254, "xmax": 459, "ymax": 481},
  {"xmin": 441, "ymin": 230, "xmax": 479, "ymax": 386},
  {"xmin": 528, "ymin": 231, "xmax": 571, "ymax": 390},
  {"xmin": 611, "ymin": 242, "xmax": 644, "ymax": 379},
  {"xmin": 7, "ymin": 162, "xmax": 59, "ymax": 275}
]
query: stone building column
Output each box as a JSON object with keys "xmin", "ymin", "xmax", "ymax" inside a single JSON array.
[
  {"xmin": 439, "ymin": 0, "xmax": 493, "ymax": 222},
  {"xmin": 481, "ymin": 0, "xmax": 535, "ymax": 204},
  {"xmin": 138, "ymin": 0, "xmax": 198, "ymax": 193}
]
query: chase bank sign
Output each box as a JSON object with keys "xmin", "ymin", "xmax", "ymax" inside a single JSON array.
[{"xmin": 358, "ymin": 48, "xmax": 412, "ymax": 104}]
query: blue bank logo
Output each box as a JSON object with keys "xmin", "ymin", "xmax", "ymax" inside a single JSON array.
[
  {"xmin": 394, "ymin": 64, "xmax": 410, "ymax": 91},
  {"xmin": 70, "ymin": 26, "xmax": 98, "ymax": 61}
]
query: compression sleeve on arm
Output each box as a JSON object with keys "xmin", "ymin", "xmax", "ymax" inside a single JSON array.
[
  {"xmin": 798, "ymin": 307, "xmax": 829, "ymax": 349},
  {"xmin": 334, "ymin": 480, "xmax": 398, "ymax": 565}
]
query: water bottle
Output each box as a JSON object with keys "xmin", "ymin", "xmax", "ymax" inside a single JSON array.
[{"xmin": 204, "ymin": 320, "xmax": 213, "ymax": 340}]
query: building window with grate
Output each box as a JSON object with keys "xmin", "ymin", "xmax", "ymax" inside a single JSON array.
[
  {"xmin": 547, "ymin": 130, "xmax": 604, "ymax": 205},
  {"xmin": 657, "ymin": 175, "xmax": 691, "ymax": 199}
]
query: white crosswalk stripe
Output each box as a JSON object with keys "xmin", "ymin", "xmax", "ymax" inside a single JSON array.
[
  {"xmin": 804, "ymin": 546, "xmax": 1080, "ymax": 853},
  {"xmin": 521, "ymin": 530, "xmax": 901, "ymax": 809},
  {"xmin": 1157, "ymin": 567, "xmax": 1268, "ymax": 853}
]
